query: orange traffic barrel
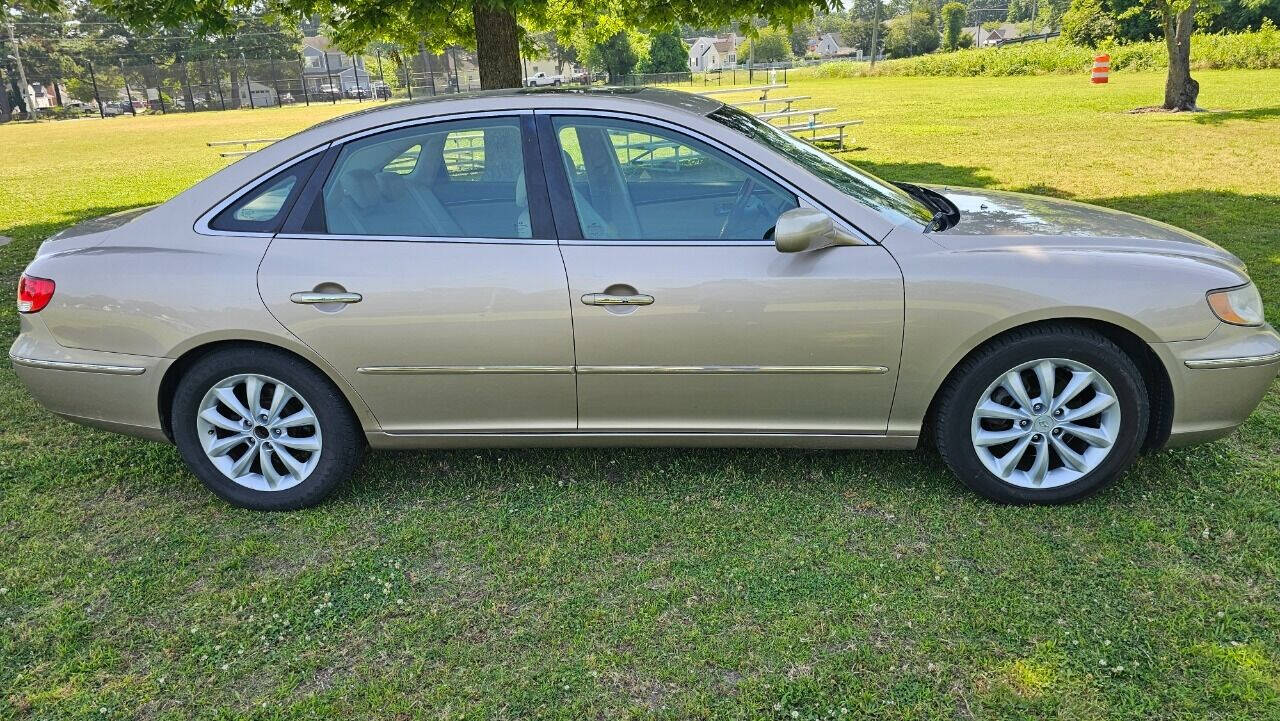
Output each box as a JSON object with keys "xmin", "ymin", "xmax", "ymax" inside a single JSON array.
[{"xmin": 1091, "ymin": 54, "xmax": 1110, "ymax": 84}]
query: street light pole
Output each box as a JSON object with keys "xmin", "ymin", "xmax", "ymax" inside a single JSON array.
[{"xmin": 5, "ymin": 17, "xmax": 35, "ymax": 118}]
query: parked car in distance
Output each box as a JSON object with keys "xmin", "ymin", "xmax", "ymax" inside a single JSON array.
[
  {"xmin": 371, "ymin": 82, "xmax": 391, "ymax": 100},
  {"xmin": 279, "ymin": 92, "xmax": 297, "ymax": 104},
  {"xmin": 524, "ymin": 71, "xmax": 563, "ymax": 87},
  {"xmin": 315, "ymin": 84, "xmax": 341, "ymax": 101},
  {"xmin": 12, "ymin": 87, "xmax": 1279, "ymax": 510},
  {"xmin": 346, "ymin": 86, "xmax": 371, "ymax": 99}
]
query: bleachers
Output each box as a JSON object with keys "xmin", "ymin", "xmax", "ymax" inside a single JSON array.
[{"xmin": 695, "ymin": 85, "xmax": 862, "ymax": 150}]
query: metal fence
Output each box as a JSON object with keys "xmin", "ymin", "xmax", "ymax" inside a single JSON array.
[
  {"xmin": 2, "ymin": 48, "xmax": 811, "ymax": 123},
  {"xmin": 614, "ymin": 67, "xmax": 792, "ymax": 88},
  {"xmin": 0, "ymin": 46, "xmax": 489, "ymax": 121}
]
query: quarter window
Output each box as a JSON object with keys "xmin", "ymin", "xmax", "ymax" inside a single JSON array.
[
  {"xmin": 552, "ymin": 117, "xmax": 797, "ymax": 241},
  {"xmin": 312, "ymin": 117, "xmax": 532, "ymax": 239},
  {"xmin": 208, "ymin": 154, "xmax": 321, "ymax": 234}
]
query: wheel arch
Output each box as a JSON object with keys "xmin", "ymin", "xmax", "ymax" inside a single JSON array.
[
  {"xmin": 922, "ymin": 317, "xmax": 1174, "ymax": 451},
  {"xmin": 157, "ymin": 337, "xmax": 377, "ymax": 442}
]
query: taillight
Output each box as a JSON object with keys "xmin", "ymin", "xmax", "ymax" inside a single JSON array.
[{"xmin": 17, "ymin": 274, "xmax": 55, "ymax": 313}]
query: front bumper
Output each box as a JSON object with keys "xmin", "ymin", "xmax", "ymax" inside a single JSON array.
[
  {"xmin": 1157, "ymin": 322, "xmax": 1280, "ymax": 447},
  {"xmin": 9, "ymin": 314, "xmax": 170, "ymax": 442}
]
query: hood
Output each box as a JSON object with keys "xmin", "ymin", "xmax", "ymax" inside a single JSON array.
[
  {"xmin": 37, "ymin": 205, "xmax": 158, "ymax": 257},
  {"xmin": 927, "ymin": 186, "xmax": 1244, "ymax": 271}
]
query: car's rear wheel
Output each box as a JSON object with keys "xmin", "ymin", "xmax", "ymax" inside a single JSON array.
[
  {"xmin": 172, "ymin": 347, "xmax": 362, "ymax": 510},
  {"xmin": 934, "ymin": 325, "xmax": 1148, "ymax": 504}
]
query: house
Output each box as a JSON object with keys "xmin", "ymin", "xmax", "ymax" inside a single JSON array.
[
  {"xmin": 301, "ymin": 35, "xmax": 372, "ymax": 93},
  {"xmin": 962, "ymin": 23, "xmax": 1022, "ymax": 47},
  {"xmin": 687, "ymin": 35, "xmax": 739, "ymax": 71},
  {"xmin": 28, "ymin": 81, "xmax": 68, "ymax": 109},
  {"xmin": 521, "ymin": 54, "xmax": 581, "ymax": 78},
  {"xmin": 236, "ymin": 80, "xmax": 280, "ymax": 107},
  {"xmin": 807, "ymin": 33, "xmax": 842, "ymax": 57}
]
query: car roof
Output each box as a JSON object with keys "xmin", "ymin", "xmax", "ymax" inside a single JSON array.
[{"xmin": 314, "ymin": 86, "xmax": 725, "ymax": 129}]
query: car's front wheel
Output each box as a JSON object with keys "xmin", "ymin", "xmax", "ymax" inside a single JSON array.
[
  {"xmin": 171, "ymin": 347, "xmax": 363, "ymax": 510},
  {"xmin": 934, "ymin": 325, "xmax": 1149, "ymax": 504}
]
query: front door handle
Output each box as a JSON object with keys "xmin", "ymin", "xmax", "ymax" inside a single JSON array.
[
  {"xmin": 290, "ymin": 291, "xmax": 363, "ymax": 305},
  {"xmin": 581, "ymin": 292, "xmax": 654, "ymax": 306}
]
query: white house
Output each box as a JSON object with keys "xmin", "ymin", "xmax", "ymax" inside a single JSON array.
[
  {"xmin": 301, "ymin": 35, "xmax": 372, "ymax": 93},
  {"xmin": 237, "ymin": 80, "xmax": 280, "ymax": 107},
  {"xmin": 962, "ymin": 23, "xmax": 1022, "ymax": 47},
  {"xmin": 807, "ymin": 33, "xmax": 842, "ymax": 57},
  {"xmin": 687, "ymin": 35, "xmax": 739, "ymax": 71}
]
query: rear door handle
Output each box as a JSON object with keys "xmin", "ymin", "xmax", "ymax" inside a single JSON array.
[
  {"xmin": 290, "ymin": 291, "xmax": 363, "ymax": 305},
  {"xmin": 581, "ymin": 292, "xmax": 654, "ymax": 306}
]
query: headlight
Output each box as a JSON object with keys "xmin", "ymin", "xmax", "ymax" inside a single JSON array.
[{"xmin": 1207, "ymin": 283, "xmax": 1265, "ymax": 326}]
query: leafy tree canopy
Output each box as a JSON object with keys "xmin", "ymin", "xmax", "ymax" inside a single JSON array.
[{"xmin": 639, "ymin": 29, "xmax": 689, "ymax": 73}]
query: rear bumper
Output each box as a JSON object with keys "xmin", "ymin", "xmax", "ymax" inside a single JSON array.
[
  {"xmin": 10, "ymin": 315, "xmax": 170, "ymax": 442},
  {"xmin": 1158, "ymin": 322, "xmax": 1280, "ymax": 447}
]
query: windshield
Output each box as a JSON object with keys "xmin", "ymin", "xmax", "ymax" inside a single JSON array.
[{"xmin": 709, "ymin": 105, "xmax": 935, "ymax": 229}]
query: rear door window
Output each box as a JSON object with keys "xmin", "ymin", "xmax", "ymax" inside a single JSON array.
[{"xmin": 309, "ymin": 117, "xmax": 533, "ymax": 239}]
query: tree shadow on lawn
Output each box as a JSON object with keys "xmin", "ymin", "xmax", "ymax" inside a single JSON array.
[
  {"xmin": 0, "ymin": 202, "xmax": 158, "ymax": 249},
  {"xmin": 848, "ymin": 159, "xmax": 1000, "ymax": 189},
  {"xmin": 1191, "ymin": 105, "xmax": 1280, "ymax": 125},
  {"xmin": 1087, "ymin": 189, "xmax": 1280, "ymax": 310}
]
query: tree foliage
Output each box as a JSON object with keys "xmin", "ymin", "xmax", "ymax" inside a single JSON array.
[
  {"xmin": 941, "ymin": 2, "xmax": 967, "ymax": 50},
  {"xmin": 1061, "ymin": 0, "xmax": 1119, "ymax": 45},
  {"xmin": 639, "ymin": 30, "xmax": 689, "ymax": 73},
  {"xmin": 86, "ymin": 0, "xmax": 845, "ymax": 88},
  {"xmin": 882, "ymin": 11, "xmax": 940, "ymax": 57},
  {"xmin": 738, "ymin": 26, "xmax": 794, "ymax": 62},
  {"xmin": 586, "ymin": 31, "xmax": 637, "ymax": 80}
]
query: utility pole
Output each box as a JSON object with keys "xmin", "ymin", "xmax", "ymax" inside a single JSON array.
[
  {"xmin": 5, "ymin": 17, "xmax": 35, "ymax": 118},
  {"xmin": 120, "ymin": 58, "xmax": 136, "ymax": 115},
  {"xmin": 869, "ymin": 0, "xmax": 882, "ymax": 68}
]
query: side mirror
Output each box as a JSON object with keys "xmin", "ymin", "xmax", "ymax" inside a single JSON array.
[{"xmin": 773, "ymin": 208, "xmax": 862, "ymax": 253}]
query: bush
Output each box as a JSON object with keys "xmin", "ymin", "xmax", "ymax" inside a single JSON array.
[{"xmin": 800, "ymin": 22, "xmax": 1280, "ymax": 78}]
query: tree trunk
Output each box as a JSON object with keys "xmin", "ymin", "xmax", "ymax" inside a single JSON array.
[
  {"xmin": 472, "ymin": 2, "xmax": 523, "ymax": 89},
  {"xmin": 0, "ymin": 68, "xmax": 11, "ymax": 122},
  {"xmin": 1163, "ymin": 1, "xmax": 1199, "ymax": 111}
]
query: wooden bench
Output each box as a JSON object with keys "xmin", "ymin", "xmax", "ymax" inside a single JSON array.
[
  {"xmin": 781, "ymin": 120, "xmax": 864, "ymax": 150},
  {"xmin": 756, "ymin": 107, "xmax": 836, "ymax": 125},
  {"xmin": 207, "ymin": 137, "xmax": 281, "ymax": 158},
  {"xmin": 695, "ymin": 84, "xmax": 788, "ymax": 99},
  {"xmin": 730, "ymin": 95, "xmax": 811, "ymax": 114}
]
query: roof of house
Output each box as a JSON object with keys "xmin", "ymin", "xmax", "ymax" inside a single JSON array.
[{"xmin": 302, "ymin": 36, "xmax": 333, "ymax": 52}]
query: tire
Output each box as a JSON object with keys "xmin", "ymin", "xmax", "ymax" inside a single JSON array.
[
  {"xmin": 171, "ymin": 346, "xmax": 363, "ymax": 510},
  {"xmin": 933, "ymin": 324, "xmax": 1148, "ymax": 504}
]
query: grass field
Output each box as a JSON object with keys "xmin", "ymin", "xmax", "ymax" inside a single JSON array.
[{"xmin": 2, "ymin": 71, "xmax": 1279, "ymax": 719}]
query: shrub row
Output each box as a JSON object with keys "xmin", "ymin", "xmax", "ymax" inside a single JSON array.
[{"xmin": 800, "ymin": 20, "xmax": 1280, "ymax": 78}]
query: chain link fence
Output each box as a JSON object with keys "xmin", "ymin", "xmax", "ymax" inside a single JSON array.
[
  {"xmin": 1, "ymin": 45, "xmax": 811, "ymax": 123},
  {"xmin": 1, "ymin": 45, "xmax": 491, "ymax": 121}
]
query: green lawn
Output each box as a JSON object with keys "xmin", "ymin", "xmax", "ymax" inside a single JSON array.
[{"xmin": 2, "ymin": 72, "xmax": 1279, "ymax": 720}]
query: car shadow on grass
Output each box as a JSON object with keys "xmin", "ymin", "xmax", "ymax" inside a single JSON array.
[{"xmin": 340, "ymin": 444, "xmax": 964, "ymax": 505}]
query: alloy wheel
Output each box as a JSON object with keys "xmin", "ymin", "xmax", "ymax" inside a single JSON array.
[
  {"xmin": 195, "ymin": 373, "xmax": 322, "ymax": 492},
  {"xmin": 970, "ymin": 358, "xmax": 1121, "ymax": 489}
]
